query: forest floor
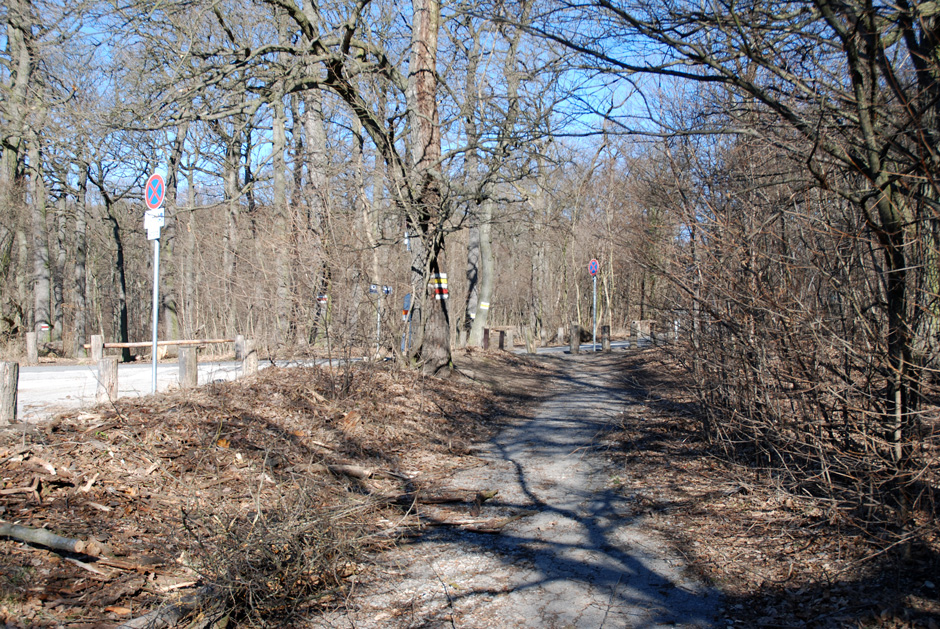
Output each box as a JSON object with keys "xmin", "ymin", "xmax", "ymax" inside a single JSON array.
[{"xmin": 0, "ymin": 348, "xmax": 937, "ymax": 627}]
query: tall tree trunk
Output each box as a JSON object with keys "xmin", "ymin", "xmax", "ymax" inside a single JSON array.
[
  {"xmin": 467, "ymin": 199, "xmax": 494, "ymax": 346},
  {"xmin": 304, "ymin": 89, "xmax": 331, "ymax": 343},
  {"xmin": 1, "ymin": 0, "xmax": 31, "ymax": 328},
  {"xmin": 221, "ymin": 124, "xmax": 241, "ymax": 334},
  {"xmin": 72, "ymin": 164, "xmax": 88, "ymax": 356},
  {"xmin": 182, "ymin": 165, "xmax": 197, "ymax": 338},
  {"xmin": 29, "ymin": 140, "xmax": 51, "ymax": 342},
  {"xmin": 407, "ymin": 0, "xmax": 450, "ymax": 373},
  {"xmin": 271, "ymin": 38, "xmax": 291, "ymax": 346},
  {"xmin": 53, "ymin": 197, "xmax": 67, "ymax": 344},
  {"xmin": 103, "ymin": 200, "xmax": 131, "ymax": 363},
  {"xmin": 162, "ymin": 121, "xmax": 189, "ymax": 345}
]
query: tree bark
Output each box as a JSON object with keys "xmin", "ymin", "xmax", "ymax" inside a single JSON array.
[
  {"xmin": 407, "ymin": 0, "xmax": 451, "ymax": 373},
  {"xmin": 29, "ymin": 140, "xmax": 51, "ymax": 342},
  {"xmin": 162, "ymin": 121, "xmax": 189, "ymax": 347},
  {"xmin": 72, "ymin": 164, "xmax": 88, "ymax": 356},
  {"xmin": 272, "ymin": 39, "xmax": 291, "ymax": 346}
]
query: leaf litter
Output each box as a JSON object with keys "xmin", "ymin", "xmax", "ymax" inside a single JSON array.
[{"xmin": 1, "ymin": 347, "xmax": 937, "ymax": 627}]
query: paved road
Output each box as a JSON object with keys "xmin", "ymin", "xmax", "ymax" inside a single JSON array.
[
  {"xmin": 12, "ymin": 339, "xmax": 649, "ymax": 423},
  {"xmin": 15, "ymin": 360, "xmax": 245, "ymax": 422}
]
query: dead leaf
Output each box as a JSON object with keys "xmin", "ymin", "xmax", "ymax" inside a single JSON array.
[{"xmin": 104, "ymin": 606, "xmax": 132, "ymax": 615}]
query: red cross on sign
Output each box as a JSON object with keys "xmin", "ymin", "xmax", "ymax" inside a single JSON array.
[
  {"xmin": 145, "ymin": 174, "xmax": 165, "ymax": 211},
  {"xmin": 589, "ymin": 259, "xmax": 599, "ymax": 276}
]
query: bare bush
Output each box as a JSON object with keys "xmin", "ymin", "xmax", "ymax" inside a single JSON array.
[{"xmin": 181, "ymin": 487, "xmax": 367, "ymax": 626}]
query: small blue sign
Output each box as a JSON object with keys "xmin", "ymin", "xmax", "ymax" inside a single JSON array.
[
  {"xmin": 588, "ymin": 258, "xmax": 599, "ymax": 276},
  {"xmin": 383, "ymin": 285, "xmax": 392, "ymax": 295}
]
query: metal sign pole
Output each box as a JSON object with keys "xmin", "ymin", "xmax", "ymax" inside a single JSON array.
[
  {"xmin": 592, "ymin": 274, "xmax": 597, "ymax": 352},
  {"xmin": 151, "ymin": 238, "xmax": 160, "ymax": 393},
  {"xmin": 144, "ymin": 172, "xmax": 166, "ymax": 394}
]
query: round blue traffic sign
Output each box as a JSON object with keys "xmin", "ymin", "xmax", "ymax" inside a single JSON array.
[
  {"xmin": 588, "ymin": 258, "xmax": 599, "ymax": 276},
  {"xmin": 145, "ymin": 173, "xmax": 165, "ymax": 211}
]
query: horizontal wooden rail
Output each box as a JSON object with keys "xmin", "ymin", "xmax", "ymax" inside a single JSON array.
[{"xmin": 82, "ymin": 338, "xmax": 234, "ymax": 350}]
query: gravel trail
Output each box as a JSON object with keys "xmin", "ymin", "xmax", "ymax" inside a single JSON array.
[{"xmin": 315, "ymin": 353, "xmax": 720, "ymax": 628}]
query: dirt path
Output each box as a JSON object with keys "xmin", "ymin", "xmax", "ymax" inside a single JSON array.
[{"xmin": 314, "ymin": 353, "xmax": 720, "ymax": 628}]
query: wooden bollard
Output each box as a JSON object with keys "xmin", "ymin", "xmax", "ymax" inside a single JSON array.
[
  {"xmin": 1, "ymin": 362, "xmax": 19, "ymax": 424},
  {"xmin": 601, "ymin": 325, "xmax": 611, "ymax": 353},
  {"xmin": 90, "ymin": 335, "xmax": 104, "ymax": 362},
  {"xmin": 26, "ymin": 332, "xmax": 38, "ymax": 365},
  {"xmin": 242, "ymin": 339, "xmax": 258, "ymax": 376},
  {"xmin": 505, "ymin": 328, "xmax": 514, "ymax": 350},
  {"xmin": 96, "ymin": 357, "xmax": 118, "ymax": 404},
  {"xmin": 482, "ymin": 328, "xmax": 490, "ymax": 351},
  {"xmin": 179, "ymin": 346, "xmax": 198, "ymax": 389},
  {"xmin": 569, "ymin": 323, "xmax": 580, "ymax": 354},
  {"xmin": 497, "ymin": 330, "xmax": 506, "ymax": 350},
  {"xmin": 234, "ymin": 334, "xmax": 245, "ymax": 360}
]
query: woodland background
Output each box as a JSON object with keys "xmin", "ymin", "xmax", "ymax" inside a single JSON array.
[{"xmin": 2, "ymin": 0, "xmax": 938, "ymax": 540}]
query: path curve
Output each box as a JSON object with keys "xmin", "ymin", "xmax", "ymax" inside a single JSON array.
[{"xmin": 316, "ymin": 353, "xmax": 719, "ymax": 628}]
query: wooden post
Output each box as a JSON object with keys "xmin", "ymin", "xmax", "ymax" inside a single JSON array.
[
  {"xmin": 558, "ymin": 327, "xmax": 565, "ymax": 344},
  {"xmin": 242, "ymin": 339, "xmax": 258, "ymax": 377},
  {"xmin": 96, "ymin": 357, "xmax": 118, "ymax": 404},
  {"xmin": 601, "ymin": 325, "xmax": 611, "ymax": 353},
  {"xmin": 505, "ymin": 328, "xmax": 515, "ymax": 350},
  {"xmin": 497, "ymin": 330, "xmax": 506, "ymax": 350},
  {"xmin": 482, "ymin": 328, "xmax": 490, "ymax": 351},
  {"xmin": 179, "ymin": 347, "xmax": 198, "ymax": 389},
  {"xmin": 569, "ymin": 323, "xmax": 580, "ymax": 354},
  {"xmin": 0, "ymin": 362, "xmax": 18, "ymax": 425},
  {"xmin": 90, "ymin": 335, "xmax": 104, "ymax": 362},
  {"xmin": 234, "ymin": 335, "xmax": 245, "ymax": 361},
  {"xmin": 25, "ymin": 332, "xmax": 38, "ymax": 365}
]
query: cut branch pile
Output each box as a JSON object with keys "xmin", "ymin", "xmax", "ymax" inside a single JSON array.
[{"xmin": 0, "ymin": 358, "xmax": 514, "ymax": 627}]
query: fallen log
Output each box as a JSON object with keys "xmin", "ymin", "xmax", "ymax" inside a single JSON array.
[
  {"xmin": 378, "ymin": 488, "xmax": 499, "ymax": 506},
  {"xmin": 0, "ymin": 521, "xmax": 106, "ymax": 555}
]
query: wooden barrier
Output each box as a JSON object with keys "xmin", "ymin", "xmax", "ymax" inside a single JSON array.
[
  {"xmin": 482, "ymin": 328, "xmax": 490, "ymax": 351},
  {"xmin": 234, "ymin": 335, "xmax": 245, "ymax": 360},
  {"xmin": 83, "ymin": 338, "xmax": 234, "ymax": 350},
  {"xmin": 601, "ymin": 325, "xmax": 611, "ymax": 353},
  {"xmin": 96, "ymin": 357, "xmax": 118, "ymax": 404},
  {"xmin": 570, "ymin": 323, "xmax": 580, "ymax": 354},
  {"xmin": 179, "ymin": 347, "xmax": 198, "ymax": 389},
  {"xmin": 485, "ymin": 326, "xmax": 515, "ymax": 351},
  {"xmin": 1, "ymin": 362, "xmax": 18, "ymax": 424}
]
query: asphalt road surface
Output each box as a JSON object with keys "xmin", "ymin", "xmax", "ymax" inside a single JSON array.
[
  {"xmin": 15, "ymin": 360, "xmax": 245, "ymax": 422},
  {"xmin": 13, "ymin": 339, "xmax": 648, "ymax": 423}
]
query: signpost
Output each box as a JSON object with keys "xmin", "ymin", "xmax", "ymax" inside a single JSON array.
[
  {"xmin": 144, "ymin": 174, "xmax": 165, "ymax": 393},
  {"xmin": 402, "ymin": 293, "xmax": 413, "ymax": 353},
  {"xmin": 589, "ymin": 259, "xmax": 599, "ymax": 352}
]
